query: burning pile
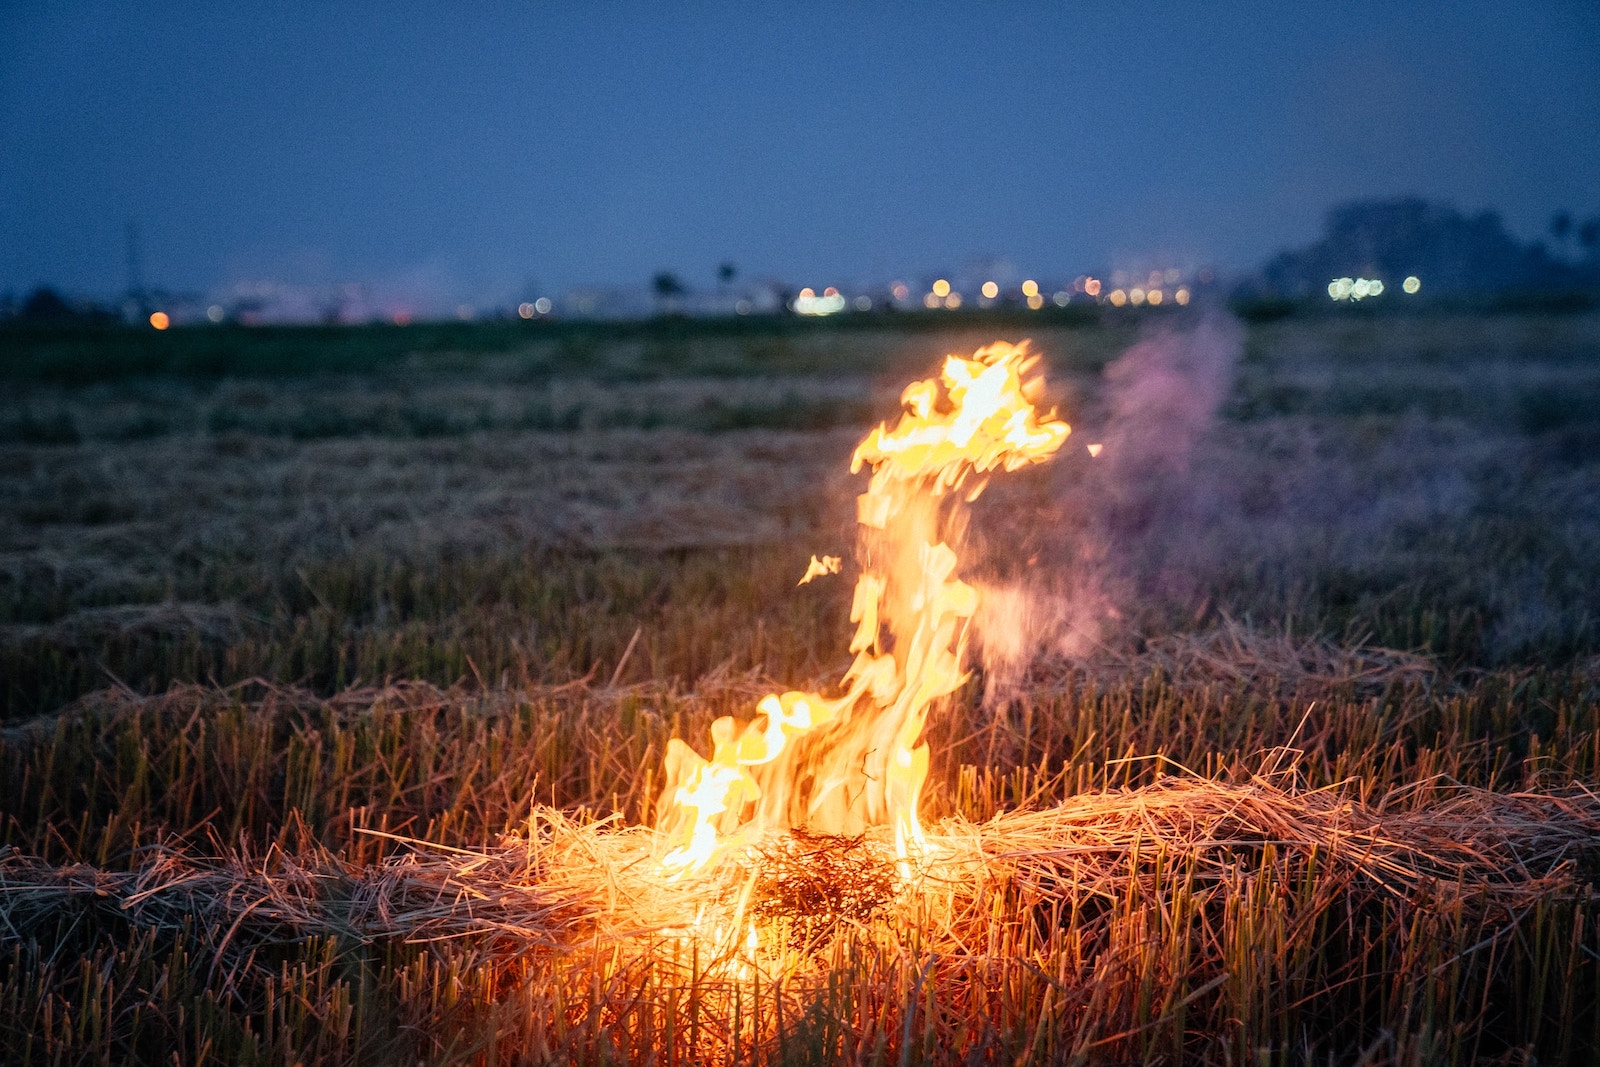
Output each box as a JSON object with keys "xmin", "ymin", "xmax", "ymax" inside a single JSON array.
[{"xmin": 654, "ymin": 342, "xmax": 1070, "ymax": 877}]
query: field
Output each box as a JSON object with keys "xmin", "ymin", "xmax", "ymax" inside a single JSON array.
[{"xmin": 2, "ymin": 306, "xmax": 1599, "ymax": 1064}]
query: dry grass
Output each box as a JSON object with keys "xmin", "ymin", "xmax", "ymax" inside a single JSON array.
[
  {"xmin": 1, "ymin": 311, "xmax": 1598, "ymax": 1062},
  {"xmin": 3, "ymin": 768, "xmax": 1596, "ymax": 1064}
]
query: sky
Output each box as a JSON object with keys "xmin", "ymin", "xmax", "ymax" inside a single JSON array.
[{"xmin": 3, "ymin": 1, "xmax": 1598, "ymax": 309}]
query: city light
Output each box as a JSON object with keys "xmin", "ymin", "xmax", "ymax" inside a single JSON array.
[
  {"xmin": 1147, "ymin": 288, "xmax": 1163, "ymax": 306},
  {"xmin": 518, "ymin": 302, "xmax": 535, "ymax": 319},
  {"xmin": 1403, "ymin": 276, "xmax": 1421, "ymax": 294},
  {"xmin": 1129, "ymin": 287, "xmax": 1146, "ymax": 306},
  {"xmin": 535, "ymin": 297, "xmax": 552, "ymax": 314},
  {"xmin": 149, "ymin": 311, "xmax": 169, "ymax": 330},
  {"xmin": 1328, "ymin": 277, "xmax": 1385, "ymax": 301},
  {"xmin": 1084, "ymin": 278, "xmax": 1102, "ymax": 297},
  {"xmin": 932, "ymin": 279, "xmax": 951, "ymax": 298},
  {"xmin": 206, "ymin": 305, "xmax": 224, "ymax": 323},
  {"xmin": 1108, "ymin": 289, "xmax": 1127, "ymax": 306},
  {"xmin": 1175, "ymin": 287, "xmax": 1191, "ymax": 305},
  {"xmin": 944, "ymin": 292, "xmax": 962, "ymax": 309},
  {"xmin": 1021, "ymin": 279, "xmax": 1039, "ymax": 298},
  {"xmin": 795, "ymin": 287, "xmax": 848, "ymax": 315},
  {"xmin": 1053, "ymin": 291, "xmax": 1071, "ymax": 306},
  {"xmin": 924, "ymin": 292, "xmax": 941, "ymax": 309},
  {"xmin": 1026, "ymin": 294, "xmax": 1044, "ymax": 309},
  {"xmin": 981, "ymin": 281, "xmax": 999, "ymax": 299}
]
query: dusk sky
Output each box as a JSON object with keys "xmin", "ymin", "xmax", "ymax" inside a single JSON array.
[{"xmin": 3, "ymin": 2, "xmax": 1598, "ymax": 308}]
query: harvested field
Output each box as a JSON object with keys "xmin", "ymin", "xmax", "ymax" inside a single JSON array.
[{"xmin": 2, "ymin": 310, "xmax": 1599, "ymax": 1063}]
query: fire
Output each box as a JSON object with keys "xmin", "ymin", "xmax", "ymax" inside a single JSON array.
[{"xmin": 655, "ymin": 341, "xmax": 1070, "ymax": 878}]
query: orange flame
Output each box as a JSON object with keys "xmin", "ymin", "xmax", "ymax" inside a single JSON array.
[{"xmin": 654, "ymin": 341, "xmax": 1070, "ymax": 878}]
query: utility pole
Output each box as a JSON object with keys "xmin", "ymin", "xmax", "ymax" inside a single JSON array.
[{"xmin": 125, "ymin": 220, "xmax": 145, "ymax": 319}]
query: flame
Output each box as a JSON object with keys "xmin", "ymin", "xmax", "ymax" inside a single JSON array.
[
  {"xmin": 797, "ymin": 554, "xmax": 841, "ymax": 585},
  {"xmin": 654, "ymin": 341, "xmax": 1070, "ymax": 879}
]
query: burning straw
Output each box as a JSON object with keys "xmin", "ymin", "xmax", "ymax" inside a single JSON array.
[{"xmin": 4, "ymin": 773, "xmax": 1597, "ymax": 1060}]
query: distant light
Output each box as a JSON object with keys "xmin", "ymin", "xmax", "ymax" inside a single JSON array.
[
  {"xmin": 923, "ymin": 292, "xmax": 941, "ymax": 309},
  {"xmin": 981, "ymin": 280, "xmax": 999, "ymax": 299},
  {"xmin": 1108, "ymin": 289, "xmax": 1127, "ymax": 307},
  {"xmin": 1021, "ymin": 279, "xmax": 1039, "ymax": 298},
  {"xmin": 1026, "ymin": 293, "xmax": 1044, "ymax": 310},
  {"xmin": 1164, "ymin": 269, "xmax": 1181, "ymax": 285},
  {"xmin": 1084, "ymin": 278, "xmax": 1102, "ymax": 297},
  {"xmin": 1175, "ymin": 287, "xmax": 1191, "ymax": 306},
  {"xmin": 932, "ymin": 278, "xmax": 951, "ymax": 298},
  {"xmin": 1403, "ymin": 275, "xmax": 1421, "ymax": 294},
  {"xmin": 795, "ymin": 289, "xmax": 847, "ymax": 315},
  {"xmin": 1129, "ymin": 287, "xmax": 1146, "ymax": 306},
  {"xmin": 392, "ymin": 310, "xmax": 411, "ymax": 326},
  {"xmin": 149, "ymin": 311, "xmax": 169, "ymax": 330},
  {"xmin": 735, "ymin": 299, "xmax": 752, "ymax": 314},
  {"xmin": 1087, "ymin": 443, "xmax": 1103, "ymax": 457},
  {"xmin": 1147, "ymin": 289, "xmax": 1163, "ymax": 306},
  {"xmin": 1328, "ymin": 277, "xmax": 1384, "ymax": 301},
  {"xmin": 944, "ymin": 292, "xmax": 962, "ymax": 309},
  {"xmin": 206, "ymin": 305, "xmax": 224, "ymax": 323},
  {"xmin": 854, "ymin": 295, "xmax": 872, "ymax": 311},
  {"xmin": 891, "ymin": 282, "xmax": 910, "ymax": 301},
  {"xmin": 456, "ymin": 304, "xmax": 474, "ymax": 321},
  {"xmin": 518, "ymin": 302, "xmax": 535, "ymax": 319},
  {"xmin": 534, "ymin": 296, "xmax": 552, "ymax": 314},
  {"xmin": 1147, "ymin": 271, "xmax": 1163, "ymax": 288},
  {"xmin": 1053, "ymin": 291, "xmax": 1071, "ymax": 306}
]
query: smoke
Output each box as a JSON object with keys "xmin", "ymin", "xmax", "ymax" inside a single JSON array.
[{"xmin": 973, "ymin": 315, "xmax": 1244, "ymax": 703}]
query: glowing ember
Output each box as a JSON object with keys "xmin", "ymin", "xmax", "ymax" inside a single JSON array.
[{"xmin": 654, "ymin": 341, "xmax": 1070, "ymax": 879}]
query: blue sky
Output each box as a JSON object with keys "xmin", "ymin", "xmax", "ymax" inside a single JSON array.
[{"xmin": 3, "ymin": 1, "xmax": 1597, "ymax": 305}]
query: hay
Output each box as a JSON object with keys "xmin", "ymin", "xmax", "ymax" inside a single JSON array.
[{"xmin": 4, "ymin": 774, "xmax": 1594, "ymax": 974}]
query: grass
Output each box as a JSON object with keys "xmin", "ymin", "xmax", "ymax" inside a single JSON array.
[{"xmin": 0, "ymin": 307, "xmax": 1598, "ymax": 1063}]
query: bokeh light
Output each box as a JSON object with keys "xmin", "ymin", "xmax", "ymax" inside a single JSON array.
[
  {"xmin": 981, "ymin": 281, "xmax": 999, "ymax": 299},
  {"xmin": 206, "ymin": 305, "xmax": 224, "ymax": 323},
  {"xmin": 1403, "ymin": 276, "xmax": 1421, "ymax": 294},
  {"xmin": 149, "ymin": 311, "xmax": 169, "ymax": 330},
  {"xmin": 1175, "ymin": 287, "xmax": 1191, "ymax": 305},
  {"xmin": 1129, "ymin": 287, "xmax": 1146, "ymax": 306},
  {"xmin": 1026, "ymin": 293, "xmax": 1044, "ymax": 309},
  {"xmin": 518, "ymin": 302, "xmax": 535, "ymax": 319},
  {"xmin": 1108, "ymin": 289, "xmax": 1127, "ymax": 306},
  {"xmin": 1147, "ymin": 289, "xmax": 1163, "ymax": 306},
  {"xmin": 535, "ymin": 297, "xmax": 553, "ymax": 314},
  {"xmin": 1084, "ymin": 278, "xmax": 1102, "ymax": 297},
  {"xmin": 932, "ymin": 279, "xmax": 951, "ymax": 298},
  {"xmin": 944, "ymin": 292, "xmax": 962, "ymax": 309},
  {"xmin": 1021, "ymin": 279, "xmax": 1039, "ymax": 298},
  {"xmin": 1052, "ymin": 291, "xmax": 1071, "ymax": 306}
]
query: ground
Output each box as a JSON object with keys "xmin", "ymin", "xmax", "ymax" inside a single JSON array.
[{"xmin": 1, "ymin": 307, "xmax": 1598, "ymax": 1064}]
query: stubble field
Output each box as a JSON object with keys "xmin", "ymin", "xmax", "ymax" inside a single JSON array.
[{"xmin": 2, "ymin": 307, "xmax": 1598, "ymax": 1064}]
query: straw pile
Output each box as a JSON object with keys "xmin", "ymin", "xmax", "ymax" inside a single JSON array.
[{"xmin": 4, "ymin": 774, "xmax": 1595, "ymax": 985}]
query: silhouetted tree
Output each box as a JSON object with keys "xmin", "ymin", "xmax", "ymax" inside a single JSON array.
[
  {"xmin": 19, "ymin": 287, "xmax": 75, "ymax": 322},
  {"xmin": 1579, "ymin": 218, "xmax": 1600, "ymax": 261},
  {"xmin": 717, "ymin": 262, "xmax": 737, "ymax": 290},
  {"xmin": 652, "ymin": 271, "xmax": 685, "ymax": 309},
  {"xmin": 1551, "ymin": 210, "xmax": 1574, "ymax": 260}
]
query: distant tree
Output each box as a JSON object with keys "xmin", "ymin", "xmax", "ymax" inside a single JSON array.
[
  {"xmin": 19, "ymin": 287, "xmax": 75, "ymax": 322},
  {"xmin": 1579, "ymin": 218, "xmax": 1600, "ymax": 261},
  {"xmin": 1551, "ymin": 210, "xmax": 1575, "ymax": 260},
  {"xmin": 652, "ymin": 271, "xmax": 685, "ymax": 306},
  {"xmin": 1258, "ymin": 198, "xmax": 1571, "ymax": 298}
]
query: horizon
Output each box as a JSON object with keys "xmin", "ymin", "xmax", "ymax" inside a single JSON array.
[{"xmin": 4, "ymin": 2, "xmax": 1598, "ymax": 314}]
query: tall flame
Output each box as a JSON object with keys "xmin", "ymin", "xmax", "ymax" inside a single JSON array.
[{"xmin": 654, "ymin": 341, "xmax": 1070, "ymax": 878}]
